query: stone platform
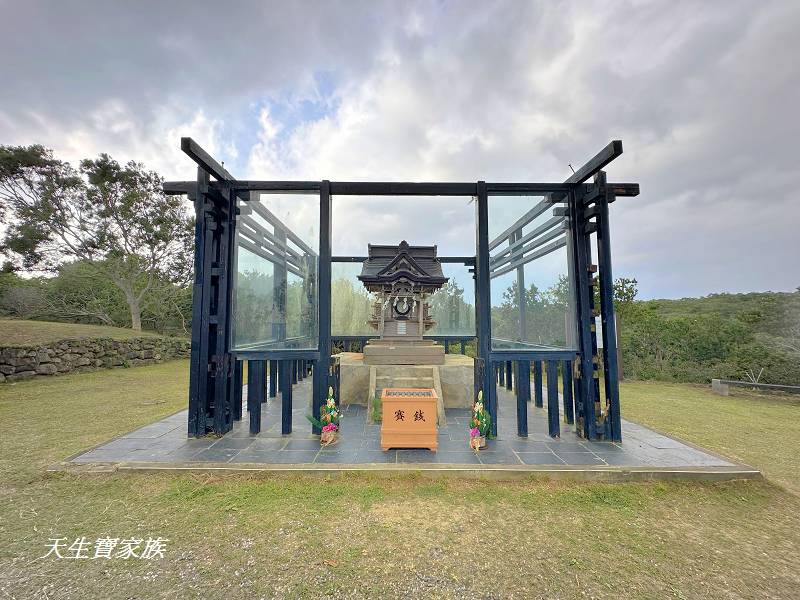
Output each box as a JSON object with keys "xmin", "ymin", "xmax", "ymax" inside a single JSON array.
[
  {"xmin": 363, "ymin": 339, "xmax": 445, "ymax": 365},
  {"xmin": 339, "ymin": 352, "xmax": 473, "ymax": 409},
  {"xmin": 62, "ymin": 378, "xmax": 759, "ymax": 482}
]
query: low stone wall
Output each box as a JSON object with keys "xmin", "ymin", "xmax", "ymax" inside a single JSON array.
[{"xmin": 0, "ymin": 336, "xmax": 190, "ymax": 383}]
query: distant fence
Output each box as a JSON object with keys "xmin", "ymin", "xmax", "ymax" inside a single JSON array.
[{"xmin": 711, "ymin": 379, "xmax": 800, "ymax": 396}]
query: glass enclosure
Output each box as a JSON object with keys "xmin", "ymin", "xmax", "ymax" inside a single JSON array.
[
  {"xmin": 231, "ymin": 192, "xmax": 319, "ymax": 351},
  {"xmin": 331, "ymin": 261, "xmax": 475, "ymax": 337},
  {"xmin": 488, "ymin": 194, "xmax": 576, "ymax": 350},
  {"xmin": 331, "ymin": 195, "xmax": 475, "ymax": 257}
]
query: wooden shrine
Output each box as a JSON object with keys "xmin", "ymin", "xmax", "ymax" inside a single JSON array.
[{"xmin": 358, "ymin": 241, "xmax": 448, "ymax": 365}]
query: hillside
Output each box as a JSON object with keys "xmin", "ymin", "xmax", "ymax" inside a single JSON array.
[
  {"xmin": 620, "ymin": 290, "xmax": 800, "ymax": 385},
  {"xmin": 0, "ymin": 318, "xmax": 166, "ymax": 347}
]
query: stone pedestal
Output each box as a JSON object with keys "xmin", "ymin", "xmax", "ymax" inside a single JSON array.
[
  {"xmin": 339, "ymin": 352, "xmax": 473, "ymax": 409},
  {"xmin": 362, "ymin": 339, "xmax": 445, "ymax": 365}
]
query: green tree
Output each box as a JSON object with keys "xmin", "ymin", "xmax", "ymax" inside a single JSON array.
[{"xmin": 0, "ymin": 146, "xmax": 193, "ymax": 330}]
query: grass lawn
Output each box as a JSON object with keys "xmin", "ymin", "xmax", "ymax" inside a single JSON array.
[
  {"xmin": 0, "ymin": 318, "xmax": 166, "ymax": 347},
  {"xmin": 0, "ymin": 363, "xmax": 798, "ymax": 598},
  {"xmin": 620, "ymin": 380, "xmax": 800, "ymax": 495}
]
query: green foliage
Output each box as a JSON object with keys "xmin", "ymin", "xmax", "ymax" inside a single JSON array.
[
  {"xmin": 620, "ymin": 290, "xmax": 800, "ymax": 385},
  {"xmin": 0, "ymin": 146, "xmax": 193, "ymax": 331},
  {"xmin": 0, "ymin": 260, "xmax": 191, "ymax": 333}
]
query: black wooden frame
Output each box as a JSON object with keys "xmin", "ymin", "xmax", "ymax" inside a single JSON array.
[{"xmin": 166, "ymin": 138, "xmax": 638, "ymax": 441}]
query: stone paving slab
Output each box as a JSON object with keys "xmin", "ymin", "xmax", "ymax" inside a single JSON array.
[{"xmin": 67, "ymin": 379, "xmax": 755, "ymax": 478}]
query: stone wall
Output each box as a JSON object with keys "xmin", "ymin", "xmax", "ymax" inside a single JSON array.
[{"xmin": 0, "ymin": 336, "xmax": 190, "ymax": 383}]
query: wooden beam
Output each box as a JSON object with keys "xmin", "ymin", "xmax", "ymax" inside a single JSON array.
[
  {"xmin": 163, "ymin": 181, "xmax": 195, "ymax": 195},
  {"xmin": 490, "ymin": 236, "xmax": 567, "ymax": 279},
  {"xmin": 239, "ymin": 214, "xmax": 304, "ymax": 261},
  {"xmin": 181, "ymin": 137, "xmax": 234, "ymax": 182},
  {"xmin": 234, "ymin": 181, "xmax": 321, "ymax": 193},
  {"xmin": 488, "ymin": 198, "xmax": 554, "ymax": 251},
  {"xmin": 490, "ymin": 216, "xmax": 564, "ymax": 265},
  {"xmin": 564, "ymin": 140, "xmax": 623, "ymax": 185},
  {"xmin": 248, "ymin": 197, "xmax": 317, "ymax": 257},
  {"xmin": 490, "ymin": 225, "xmax": 566, "ymax": 271},
  {"xmin": 329, "ymin": 182, "xmax": 477, "ymax": 196},
  {"xmin": 485, "ymin": 183, "xmax": 570, "ymax": 195},
  {"xmin": 236, "ymin": 237, "xmax": 304, "ymax": 278},
  {"xmin": 533, "ymin": 361, "xmax": 543, "ymax": 408},
  {"xmin": 609, "ymin": 183, "xmax": 639, "ymax": 197}
]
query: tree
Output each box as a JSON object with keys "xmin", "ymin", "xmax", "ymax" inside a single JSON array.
[
  {"xmin": 613, "ymin": 277, "xmax": 638, "ymax": 313},
  {"xmin": 0, "ymin": 146, "xmax": 193, "ymax": 330}
]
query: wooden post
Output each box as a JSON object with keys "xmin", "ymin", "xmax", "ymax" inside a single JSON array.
[
  {"xmin": 569, "ymin": 186, "xmax": 598, "ymax": 439},
  {"xmin": 595, "ymin": 171, "xmax": 622, "ymax": 442},
  {"xmin": 516, "ymin": 360, "xmax": 530, "ymax": 436},
  {"xmin": 269, "ymin": 360, "xmax": 277, "ymax": 398},
  {"xmin": 187, "ymin": 167, "xmax": 212, "ymax": 437},
  {"xmin": 533, "ymin": 360, "xmax": 543, "ymax": 407},
  {"xmin": 280, "ymin": 359, "xmax": 292, "ymax": 434},
  {"xmin": 546, "ymin": 360, "xmax": 560, "ymax": 438},
  {"xmin": 231, "ymin": 359, "xmax": 243, "ymax": 421},
  {"xmin": 562, "ymin": 359, "xmax": 574, "ymax": 425},
  {"xmin": 475, "ymin": 181, "xmax": 496, "ymax": 436},
  {"xmin": 505, "ymin": 360, "xmax": 513, "ymax": 391},
  {"xmin": 247, "ymin": 359, "xmax": 265, "ymax": 435},
  {"xmin": 312, "ymin": 180, "xmax": 332, "ymax": 434}
]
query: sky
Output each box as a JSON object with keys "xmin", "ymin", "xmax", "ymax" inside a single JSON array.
[{"xmin": 1, "ymin": 0, "xmax": 798, "ymax": 300}]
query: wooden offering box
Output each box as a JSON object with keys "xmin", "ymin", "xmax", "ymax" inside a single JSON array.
[{"xmin": 380, "ymin": 388, "xmax": 438, "ymax": 451}]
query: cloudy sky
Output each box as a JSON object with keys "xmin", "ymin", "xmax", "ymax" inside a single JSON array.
[{"xmin": 2, "ymin": 0, "xmax": 798, "ymax": 299}]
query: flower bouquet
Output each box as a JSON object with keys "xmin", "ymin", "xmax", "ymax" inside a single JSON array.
[
  {"xmin": 469, "ymin": 390, "xmax": 492, "ymax": 452},
  {"xmin": 306, "ymin": 386, "xmax": 340, "ymax": 446}
]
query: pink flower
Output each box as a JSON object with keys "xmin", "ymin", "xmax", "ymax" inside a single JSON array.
[
  {"xmin": 470, "ymin": 427, "xmax": 480, "ymax": 438},
  {"xmin": 322, "ymin": 423, "xmax": 338, "ymax": 432}
]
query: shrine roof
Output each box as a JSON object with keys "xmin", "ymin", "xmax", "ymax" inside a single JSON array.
[{"xmin": 358, "ymin": 240, "xmax": 448, "ymax": 288}]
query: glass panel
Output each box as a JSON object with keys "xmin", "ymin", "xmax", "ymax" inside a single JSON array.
[
  {"xmin": 426, "ymin": 263, "xmax": 475, "ymax": 336},
  {"xmin": 331, "ymin": 262, "xmax": 374, "ymax": 336},
  {"xmin": 232, "ymin": 192, "xmax": 319, "ymax": 351},
  {"xmin": 331, "ymin": 195, "xmax": 475, "ymax": 257},
  {"xmin": 488, "ymin": 194, "xmax": 575, "ymax": 350}
]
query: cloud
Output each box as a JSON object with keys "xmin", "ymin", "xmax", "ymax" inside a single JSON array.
[{"xmin": 1, "ymin": 0, "xmax": 798, "ymax": 297}]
